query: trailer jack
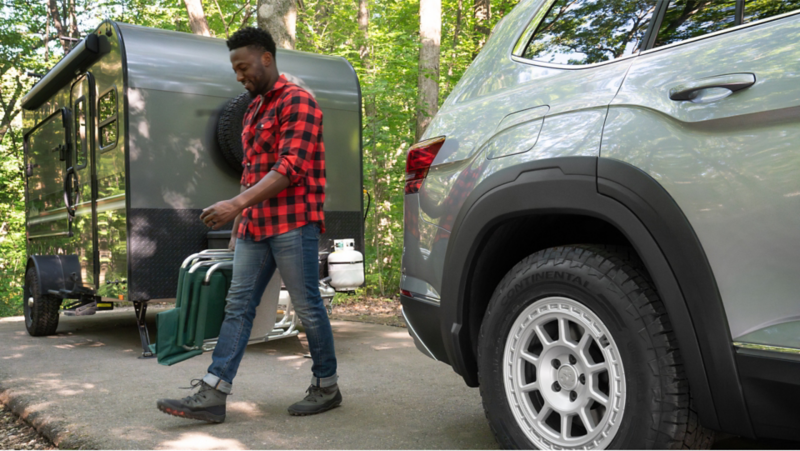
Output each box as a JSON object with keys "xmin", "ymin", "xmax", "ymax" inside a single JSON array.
[{"xmin": 134, "ymin": 301, "xmax": 155, "ymax": 359}]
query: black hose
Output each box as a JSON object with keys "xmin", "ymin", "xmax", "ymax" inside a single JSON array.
[{"xmin": 363, "ymin": 189, "xmax": 371, "ymax": 222}]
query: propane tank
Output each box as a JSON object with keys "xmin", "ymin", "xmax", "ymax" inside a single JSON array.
[{"xmin": 327, "ymin": 239, "xmax": 364, "ymax": 291}]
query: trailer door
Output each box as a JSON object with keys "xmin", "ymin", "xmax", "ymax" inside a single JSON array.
[
  {"xmin": 69, "ymin": 73, "xmax": 99, "ymax": 288},
  {"xmin": 24, "ymin": 108, "xmax": 72, "ymax": 239}
]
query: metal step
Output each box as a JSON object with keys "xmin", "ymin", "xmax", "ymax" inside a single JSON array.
[{"xmin": 63, "ymin": 301, "xmax": 97, "ymax": 316}]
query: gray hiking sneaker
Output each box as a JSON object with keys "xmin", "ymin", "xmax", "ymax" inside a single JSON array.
[
  {"xmin": 157, "ymin": 379, "xmax": 227, "ymax": 423},
  {"xmin": 288, "ymin": 383, "xmax": 342, "ymax": 416}
]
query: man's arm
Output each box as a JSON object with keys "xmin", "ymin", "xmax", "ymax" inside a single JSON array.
[
  {"xmin": 203, "ymin": 172, "xmax": 290, "ymax": 231},
  {"xmin": 227, "ymin": 185, "xmax": 248, "ymax": 250}
]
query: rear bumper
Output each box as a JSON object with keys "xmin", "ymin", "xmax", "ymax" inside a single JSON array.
[{"xmin": 400, "ymin": 294, "xmax": 449, "ymax": 364}]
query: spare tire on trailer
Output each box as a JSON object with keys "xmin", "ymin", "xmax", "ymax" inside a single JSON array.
[{"xmin": 216, "ymin": 92, "xmax": 252, "ymax": 175}]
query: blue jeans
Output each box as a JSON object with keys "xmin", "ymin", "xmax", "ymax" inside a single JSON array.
[{"xmin": 203, "ymin": 223, "xmax": 337, "ymax": 394}]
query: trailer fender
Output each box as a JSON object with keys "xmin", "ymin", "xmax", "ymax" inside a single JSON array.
[{"xmin": 27, "ymin": 255, "xmax": 83, "ymax": 298}]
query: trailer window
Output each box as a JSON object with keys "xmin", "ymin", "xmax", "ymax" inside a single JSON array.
[
  {"xmin": 99, "ymin": 88, "xmax": 118, "ymax": 150},
  {"xmin": 74, "ymin": 97, "xmax": 88, "ymax": 168}
]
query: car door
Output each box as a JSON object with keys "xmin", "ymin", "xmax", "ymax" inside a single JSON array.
[{"xmin": 600, "ymin": 1, "xmax": 800, "ymax": 345}]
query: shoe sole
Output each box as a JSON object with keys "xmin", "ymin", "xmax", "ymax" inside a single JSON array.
[
  {"xmin": 157, "ymin": 403, "xmax": 225, "ymax": 423},
  {"xmin": 288, "ymin": 399, "xmax": 342, "ymax": 416}
]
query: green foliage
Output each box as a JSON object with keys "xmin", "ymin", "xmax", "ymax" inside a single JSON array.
[
  {"xmin": 0, "ymin": 141, "xmax": 25, "ymax": 317},
  {"xmin": 0, "ymin": 0, "xmax": 520, "ymax": 315},
  {"xmin": 0, "ymin": 0, "xmax": 61, "ymax": 316}
]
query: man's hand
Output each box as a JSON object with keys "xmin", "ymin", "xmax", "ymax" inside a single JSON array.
[
  {"xmin": 228, "ymin": 235, "xmax": 237, "ymax": 251},
  {"xmin": 200, "ymin": 200, "xmax": 242, "ymax": 230}
]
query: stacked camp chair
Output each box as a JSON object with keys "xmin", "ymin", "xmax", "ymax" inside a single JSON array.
[{"xmin": 152, "ymin": 250, "xmax": 299, "ymax": 366}]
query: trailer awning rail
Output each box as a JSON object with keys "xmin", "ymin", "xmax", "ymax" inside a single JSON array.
[{"xmin": 22, "ymin": 33, "xmax": 111, "ymax": 111}]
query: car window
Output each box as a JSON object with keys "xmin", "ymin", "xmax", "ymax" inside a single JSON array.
[
  {"xmin": 743, "ymin": 0, "xmax": 800, "ymax": 23},
  {"xmin": 654, "ymin": 0, "xmax": 739, "ymax": 48},
  {"xmin": 522, "ymin": 0, "xmax": 660, "ymax": 66}
]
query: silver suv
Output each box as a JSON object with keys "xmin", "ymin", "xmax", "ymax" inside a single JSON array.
[{"xmin": 400, "ymin": 0, "xmax": 800, "ymax": 448}]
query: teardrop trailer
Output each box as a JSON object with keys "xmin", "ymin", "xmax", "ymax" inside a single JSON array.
[{"xmin": 20, "ymin": 20, "xmax": 365, "ymax": 357}]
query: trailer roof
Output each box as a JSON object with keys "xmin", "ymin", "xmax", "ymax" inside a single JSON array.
[{"xmin": 117, "ymin": 22, "xmax": 360, "ymax": 113}]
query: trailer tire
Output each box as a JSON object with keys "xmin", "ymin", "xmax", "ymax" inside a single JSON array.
[
  {"xmin": 216, "ymin": 92, "xmax": 252, "ymax": 175},
  {"xmin": 23, "ymin": 266, "xmax": 61, "ymax": 336}
]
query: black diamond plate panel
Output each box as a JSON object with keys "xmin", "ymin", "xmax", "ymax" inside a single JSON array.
[
  {"xmin": 128, "ymin": 209, "xmax": 362, "ymax": 300},
  {"xmin": 128, "ymin": 209, "xmax": 232, "ymax": 301},
  {"xmin": 320, "ymin": 211, "xmax": 365, "ymax": 256}
]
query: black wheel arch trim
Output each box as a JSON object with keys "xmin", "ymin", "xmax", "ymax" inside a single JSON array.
[{"xmin": 439, "ymin": 155, "xmax": 754, "ymax": 437}]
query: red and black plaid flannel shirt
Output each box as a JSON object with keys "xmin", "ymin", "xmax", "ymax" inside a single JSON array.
[{"xmin": 238, "ymin": 75, "xmax": 326, "ymax": 240}]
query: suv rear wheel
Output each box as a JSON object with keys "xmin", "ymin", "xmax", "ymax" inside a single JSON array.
[{"xmin": 478, "ymin": 245, "xmax": 713, "ymax": 449}]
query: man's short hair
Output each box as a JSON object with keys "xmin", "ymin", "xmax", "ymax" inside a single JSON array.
[{"xmin": 226, "ymin": 27, "xmax": 277, "ymax": 58}]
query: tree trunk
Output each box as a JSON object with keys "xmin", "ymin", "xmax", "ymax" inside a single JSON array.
[
  {"xmin": 473, "ymin": 0, "xmax": 491, "ymax": 52},
  {"xmin": 444, "ymin": 0, "xmax": 463, "ymax": 93},
  {"xmin": 183, "ymin": 0, "xmax": 212, "ymax": 36},
  {"xmin": 416, "ymin": 0, "xmax": 441, "ymax": 141},
  {"xmin": 358, "ymin": 0, "xmax": 383, "ymax": 296},
  {"xmin": 257, "ymin": 0, "xmax": 297, "ymax": 50},
  {"xmin": 46, "ymin": 0, "xmax": 70, "ymax": 51},
  {"xmin": 68, "ymin": 0, "xmax": 79, "ymax": 39},
  {"xmin": 0, "ymin": 74, "xmax": 24, "ymax": 146},
  {"xmin": 358, "ymin": 0, "xmax": 369, "ymax": 61},
  {"xmin": 44, "ymin": 12, "xmax": 50, "ymax": 60}
]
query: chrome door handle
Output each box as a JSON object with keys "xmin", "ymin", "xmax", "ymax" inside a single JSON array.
[{"xmin": 669, "ymin": 73, "xmax": 756, "ymax": 101}]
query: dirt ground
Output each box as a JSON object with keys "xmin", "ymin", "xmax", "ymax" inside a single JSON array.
[
  {"xmin": 329, "ymin": 295, "xmax": 405, "ymax": 328},
  {"xmin": 0, "ymin": 406, "xmax": 55, "ymax": 450}
]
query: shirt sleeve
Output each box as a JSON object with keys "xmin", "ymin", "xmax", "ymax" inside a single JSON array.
[{"xmin": 271, "ymin": 90, "xmax": 323, "ymax": 186}]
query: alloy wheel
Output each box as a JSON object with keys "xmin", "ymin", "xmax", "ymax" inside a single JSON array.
[{"xmin": 503, "ymin": 296, "xmax": 625, "ymax": 449}]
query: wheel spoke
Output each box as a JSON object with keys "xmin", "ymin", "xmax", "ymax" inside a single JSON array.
[
  {"xmin": 520, "ymin": 351, "xmax": 539, "ymax": 365},
  {"xmin": 558, "ymin": 317, "xmax": 571, "ymax": 345},
  {"xmin": 536, "ymin": 401, "xmax": 552, "ymax": 423},
  {"xmin": 577, "ymin": 331, "xmax": 592, "ymax": 351},
  {"xmin": 561, "ymin": 413, "xmax": 573, "ymax": 440},
  {"xmin": 590, "ymin": 389, "xmax": 609, "ymax": 406},
  {"xmin": 579, "ymin": 405, "xmax": 596, "ymax": 432},
  {"xmin": 535, "ymin": 325, "xmax": 554, "ymax": 347},
  {"xmin": 585, "ymin": 360, "xmax": 608, "ymax": 375},
  {"xmin": 520, "ymin": 381, "xmax": 539, "ymax": 393}
]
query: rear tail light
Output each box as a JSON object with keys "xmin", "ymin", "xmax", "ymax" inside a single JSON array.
[{"xmin": 405, "ymin": 136, "xmax": 445, "ymax": 195}]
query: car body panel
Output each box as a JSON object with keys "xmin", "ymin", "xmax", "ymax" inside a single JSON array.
[{"xmin": 602, "ymin": 12, "xmax": 800, "ymax": 340}]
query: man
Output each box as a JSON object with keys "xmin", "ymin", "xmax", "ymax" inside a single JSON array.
[{"xmin": 156, "ymin": 27, "xmax": 341, "ymax": 423}]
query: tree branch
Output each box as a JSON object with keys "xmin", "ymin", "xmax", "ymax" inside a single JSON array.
[{"xmin": 212, "ymin": 0, "xmax": 230, "ymax": 38}]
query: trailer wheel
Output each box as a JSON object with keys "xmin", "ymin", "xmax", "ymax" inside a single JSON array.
[
  {"xmin": 216, "ymin": 92, "xmax": 252, "ymax": 175},
  {"xmin": 23, "ymin": 266, "xmax": 61, "ymax": 336}
]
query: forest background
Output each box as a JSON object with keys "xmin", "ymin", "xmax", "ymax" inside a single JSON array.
[{"xmin": 0, "ymin": 0, "xmax": 519, "ymax": 316}]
